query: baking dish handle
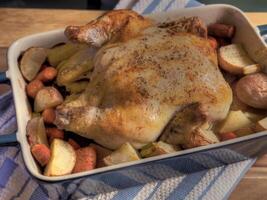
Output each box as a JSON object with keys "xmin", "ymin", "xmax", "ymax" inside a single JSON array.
[
  {"xmin": 0, "ymin": 71, "xmax": 9, "ymax": 83},
  {"xmin": 258, "ymin": 24, "xmax": 267, "ymax": 36},
  {"xmin": 0, "ymin": 132, "xmax": 18, "ymax": 146}
]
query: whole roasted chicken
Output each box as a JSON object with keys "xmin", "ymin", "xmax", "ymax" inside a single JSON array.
[{"xmin": 55, "ymin": 10, "xmax": 232, "ymax": 150}]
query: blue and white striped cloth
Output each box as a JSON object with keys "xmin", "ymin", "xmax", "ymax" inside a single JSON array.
[{"xmin": 0, "ymin": 0, "xmax": 257, "ymax": 199}]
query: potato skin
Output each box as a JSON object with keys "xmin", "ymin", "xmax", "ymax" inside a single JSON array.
[
  {"xmin": 236, "ymin": 73, "xmax": 267, "ymax": 109},
  {"xmin": 34, "ymin": 87, "xmax": 63, "ymax": 112}
]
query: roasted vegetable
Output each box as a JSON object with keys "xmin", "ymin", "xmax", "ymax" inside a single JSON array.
[
  {"xmin": 27, "ymin": 117, "xmax": 49, "ymax": 147},
  {"xmin": 236, "ymin": 73, "xmax": 267, "ymax": 109},
  {"xmin": 35, "ymin": 67, "xmax": 57, "ymax": 82},
  {"xmin": 103, "ymin": 143, "xmax": 140, "ymax": 166},
  {"xmin": 42, "ymin": 108, "xmax": 56, "ymax": 124},
  {"xmin": 208, "ymin": 23, "xmax": 235, "ymax": 38},
  {"xmin": 256, "ymin": 117, "xmax": 267, "ymax": 131},
  {"xmin": 47, "ymin": 43, "xmax": 87, "ymax": 66},
  {"xmin": 72, "ymin": 146, "xmax": 96, "ymax": 173},
  {"xmin": 20, "ymin": 47, "xmax": 48, "ymax": 81},
  {"xmin": 44, "ymin": 139, "xmax": 76, "ymax": 176},
  {"xmin": 46, "ymin": 128, "xmax": 64, "ymax": 143},
  {"xmin": 220, "ymin": 132, "xmax": 237, "ymax": 141},
  {"xmin": 26, "ymin": 80, "xmax": 44, "ymax": 98},
  {"xmin": 65, "ymin": 81, "xmax": 88, "ymax": 94},
  {"xmin": 67, "ymin": 139, "xmax": 80, "ymax": 150},
  {"xmin": 34, "ymin": 87, "xmax": 63, "ymax": 112},
  {"xmin": 140, "ymin": 141, "xmax": 178, "ymax": 158},
  {"xmin": 217, "ymin": 110, "xmax": 252, "ymax": 133},
  {"xmin": 218, "ymin": 44, "xmax": 261, "ymax": 74},
  {"xmin": 56, "ymin": 48, "xmax": 94, "ymax": 86},
  {"xmin": 31, "ymin": 144, "xmax": 51, "ymax": 166}
]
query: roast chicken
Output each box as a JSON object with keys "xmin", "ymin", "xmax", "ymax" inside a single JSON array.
[{"xmin": 55, "ymin": 10, "xmax": 232, "ymax": 150}]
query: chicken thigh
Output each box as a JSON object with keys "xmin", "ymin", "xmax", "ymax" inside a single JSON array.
[{"xmin": 55, "ymin": 10, "xmax": 232, "ymax": 150}]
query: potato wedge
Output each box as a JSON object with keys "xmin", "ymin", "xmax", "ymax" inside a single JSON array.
[
  {"xmin": 244, "ymin": 111, "xmax": 265, "ymax": 123},
  {"xmin": 47, "ymin": 43, "xmax": 87, "ymax": 66},
  {"xmin": 65, "ymin": 81, "xmax": 88, "ymax": 94},
  {"xmin": 140, "ymin": 141, "xmax": 178, "ymax": 158},
  {"xmin": 218, "ymin": 44, "xmax": 260, "ymax": 74},
  {"xmin": 56, "ymin": 48, "xmax": 94, "ymax": 86},
  {"xmin": 217, "ymin": 110, "xmax": 252, "ymax": 133},
  {"xmin": 255, "ymin": 117, "xmax": 267, "ymax": 131},
  {"xmin": 26, "ymin": 117, "xmax": 49, "ymax": 147},
  {"xmin": 20, "ymin": 47, "xmax": 48, "ymax": 81},
  {"xmin": 44, "ymin": 139, "xmax": 76, "ymax": 176},
  {"xmin": 103, "ymin": 143, "xmax": 140, "ymax": 166},
  {"xmin": 34, "ymin": 87, "xmax": 63, "ymax": 112}
]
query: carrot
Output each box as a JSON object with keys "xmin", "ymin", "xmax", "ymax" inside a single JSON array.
[
  {"xmin": 72, "ymin": 146, "xmax": 96, "ymax": 173},
  {"xmin": 42, "ymin": 108, "xmax": 56, "ymax": 124},
  {"xmin": 26, "ymin": 80, "xmax": 44, "ymax": 98},
  {"xmin": 220, "ymin": 132, "xmax": 237, "ymax": 141},
  {"xmin": 208, "ymin": 23, "xmax": 235, "ymax": 38},
  {"xmin": 208, "ymin": 36, "xmax": 218, "ymax": 49},
  {"xmin": 46, "ymin": 127, "xmax": 64, "ymax": 143},
  {"xmin": 31, "ymin": 144, "xmax": 51, "ymax": 166},
  {"xmin": 68, "ymin": 139, "xmax": 80, "ymax": 150},
  {"xmin": 35, "ymin": 67, "xmax": 57, "ymax": 82}
]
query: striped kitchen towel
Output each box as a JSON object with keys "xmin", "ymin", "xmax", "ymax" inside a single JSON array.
[{"xmin": 0, "ymin": 0, "xmax": 257, "ymax": 199}]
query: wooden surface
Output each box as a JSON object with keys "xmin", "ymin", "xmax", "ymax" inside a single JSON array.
[{"xmin": 1, "ymin": 8, "xmax": 267, "ymax": 200}]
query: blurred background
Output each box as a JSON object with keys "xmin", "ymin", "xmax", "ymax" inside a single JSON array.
[{"xmin": 0, "ymin": 0, "xmax": 266, "ymax": 11}]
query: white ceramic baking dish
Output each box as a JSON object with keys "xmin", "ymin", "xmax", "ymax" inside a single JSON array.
[{"xmin": 1, "ymin": 4, "xmax": 267, "ymax": 182}]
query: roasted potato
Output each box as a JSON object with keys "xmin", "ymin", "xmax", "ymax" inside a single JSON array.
[
  {"xmin": 217, "ymin": 110, "xmax": 252, "ymax": 133},
  {"xmin": 47, "ymin": 43, "xmax": 87, "ymax": 66},
  {"xmin": 256, "ymin": 117, "xmax": 267, "ymax": 131},
  {"xmin": 103, "ymin": 143, "xmax": 140, "ymax": 166},
  {"xmin": 44, "ymin": 139, "xmax": 76, "ymax": 176},
  {"xmin": 140, "ymin": 141, "xmax": 178, "ymax": 158},
  {"xmin": 20, "ymin": 47, "xmax": 48, "ymax": 81},
  {"xmin": 218, "ymin": 44, "xmax": 261, "ymax": 74},
  {"xmin": 236, "ymin": 73, "xmax": 267, "ymax": 109},
  {"xmin": 26, "ymin": 117, "xmax": 49, "ymax": 147},
  {"xmin": 34, "ymin": 87, "xmax": 63, "ymax": 112}
]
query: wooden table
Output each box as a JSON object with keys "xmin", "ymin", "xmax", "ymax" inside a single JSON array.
[{"xmin": 1, "ymin": 8, "xmax": 267, "ymax": 199}]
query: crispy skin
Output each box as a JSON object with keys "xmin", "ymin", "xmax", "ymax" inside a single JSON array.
[{"xmin": 56, "ymin": 11, "xmax": 232, "ymax": 150}]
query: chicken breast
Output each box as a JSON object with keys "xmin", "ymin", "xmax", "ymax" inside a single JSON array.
[{"xmin": 55, "ymin": 10, "xmax": 232, "ymax": 149}]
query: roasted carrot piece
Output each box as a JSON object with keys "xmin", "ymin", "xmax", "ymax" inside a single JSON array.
[
  {"xmin": 72, "ymin": 146, "xmax": 96, "ymax": 173},
  {"xmin": 42, "ymin": 108, "xmax": 56, "ymax": 124},
  {"xmin": 35, "ymin": 67, "xmax": 57, "ymax": 82},
  {"xmin": 31, "ymin": 144, "xmax": 51, "ymax": 166},
  {"xmin": 68, "ymin": 138, "xmax": 81, "ymax": 150},
  {"xmin": 220, "ymin": 132, "xmax": 237, "ymax": 141},
  {"xmin": 26, "ymin": 80, "xmax": 44, "ymax": 98}
]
